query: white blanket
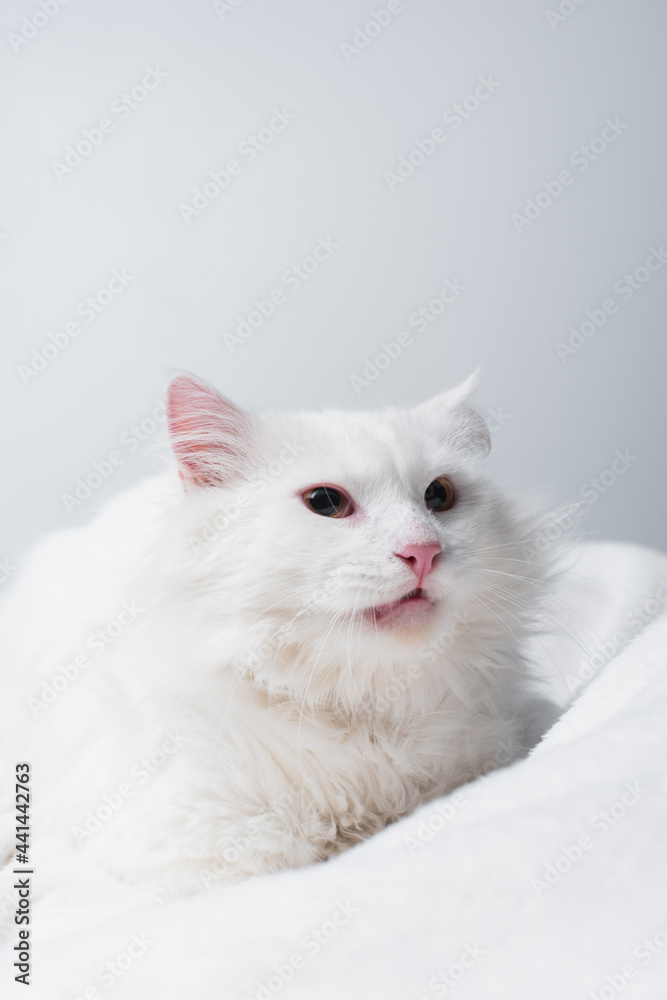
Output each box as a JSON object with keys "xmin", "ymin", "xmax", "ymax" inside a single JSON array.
[{"xmin": 2, "ymin": 541, "xmax": 667, "ymax": 1000}]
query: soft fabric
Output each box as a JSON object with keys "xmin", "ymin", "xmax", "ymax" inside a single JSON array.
[{"xmin": 1, "ymin": 540, "xmax": 666, "ymax": 999}]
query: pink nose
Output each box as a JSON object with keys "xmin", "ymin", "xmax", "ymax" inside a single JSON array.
[{"xmin": 395, "ymin": 543, "xmax": 441, "ymax": 586}]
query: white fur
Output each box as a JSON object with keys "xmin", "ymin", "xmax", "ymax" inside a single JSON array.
[{"xmin": 0, "ymin": 375, "xmax": 559, "ymax": 882}]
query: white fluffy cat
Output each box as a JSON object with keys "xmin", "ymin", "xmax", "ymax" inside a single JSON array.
[{"xmin": 0, "ymin": 373, "xmax": 559, "ymax": 882}]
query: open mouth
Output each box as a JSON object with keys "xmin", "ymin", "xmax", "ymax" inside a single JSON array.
[{"xmin": 367, "ymin": 588, "xmax": 434, "ymax": 626}]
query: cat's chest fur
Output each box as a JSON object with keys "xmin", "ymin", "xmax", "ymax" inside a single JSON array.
[{"xmin": 94, "ymin": 670, "xmax": 518, "ymax": 881}]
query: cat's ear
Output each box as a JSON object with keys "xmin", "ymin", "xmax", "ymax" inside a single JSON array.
[
  {"xmin": 415, "ymin": 371, "xmax": 491, "ymax": 456},
  {"xmin": 166, "ymin": 373, "xmax": 252, "ymax": 490}
]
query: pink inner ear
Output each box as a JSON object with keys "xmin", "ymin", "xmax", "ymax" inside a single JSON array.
[{"xmin": 166, "ymin": 374, "xmax": 249, "ymax": 489}]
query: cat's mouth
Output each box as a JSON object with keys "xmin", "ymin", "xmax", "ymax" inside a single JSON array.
[{"xmin": 366, "ymin": 588, "xmax": 434, "ymax": 627}]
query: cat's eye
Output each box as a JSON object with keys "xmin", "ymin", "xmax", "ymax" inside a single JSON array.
[
  {"xmin": 302, "ymin": 486, "xmax": 352, "ymax": 518},
  {"xmin": 424, "ymin": 476, "xmax": 457, "ymax": 512}
]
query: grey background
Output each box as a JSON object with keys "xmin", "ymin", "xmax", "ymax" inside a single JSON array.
[{"xmin": 1, "ymin": 0, "xmax": 666, "ymax": 567}]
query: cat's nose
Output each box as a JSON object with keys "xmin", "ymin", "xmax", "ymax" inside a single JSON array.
[{"xmin": 395, "ymin": 543, "xmax": 441, "ymax": 586}]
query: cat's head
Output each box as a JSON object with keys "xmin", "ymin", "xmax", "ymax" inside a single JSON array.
[{"xmin": 165, "ymin": 373, "xmax": 545, "ymax": 703}]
